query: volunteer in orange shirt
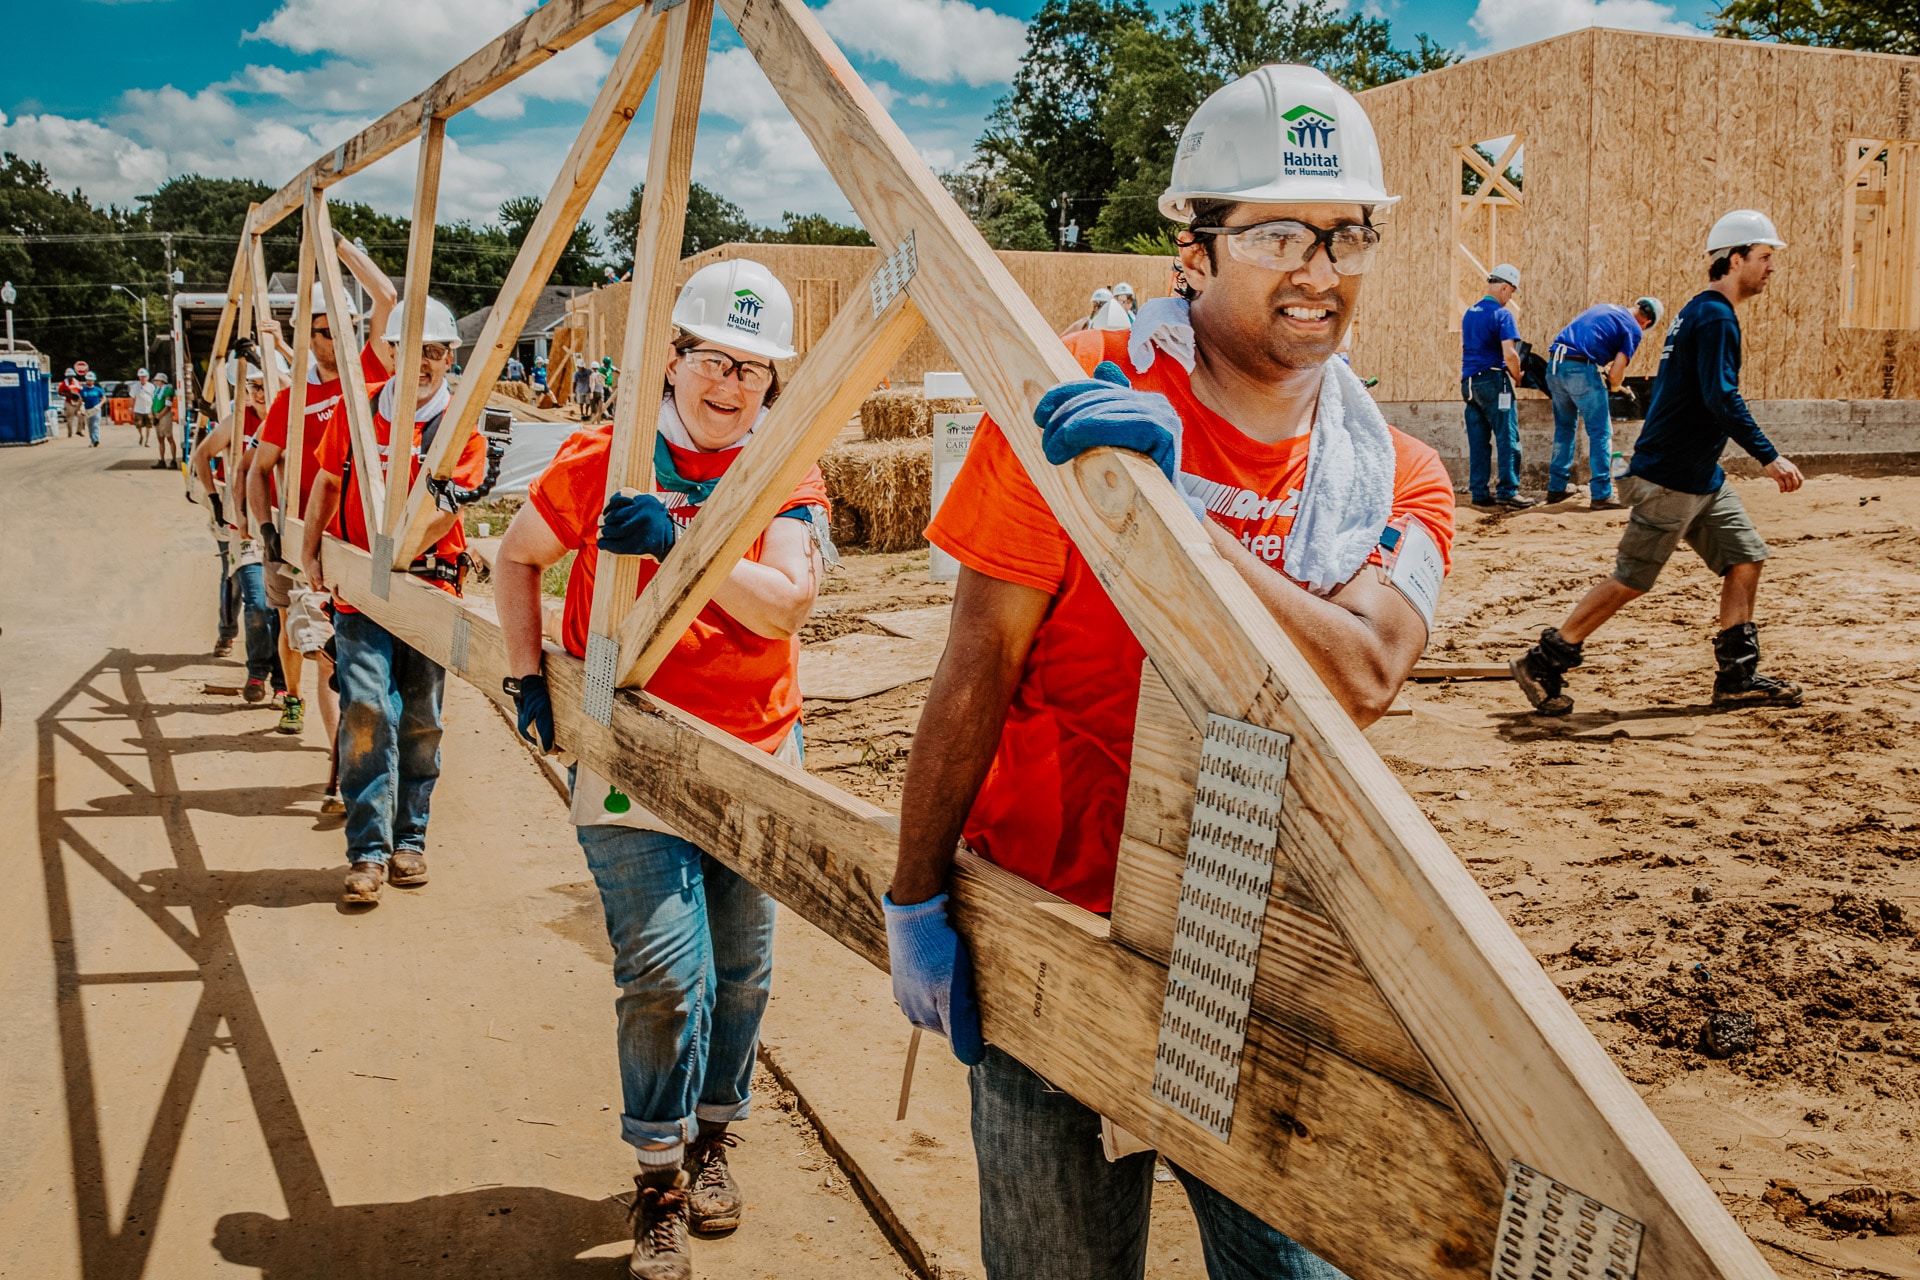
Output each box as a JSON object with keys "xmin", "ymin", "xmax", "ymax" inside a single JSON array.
[
  {"xmin": 494, "ymin": 259, "xmax": 828, "ymax": 1280},
  {"xmin": 886, "ymin": 66, "xmax": 1455, "ymax": 1280},
  {"xmin": 249, "ymin": 272, "xmax": 395, "ymax": 771},
  {"xmin": 301, "ymin": 297, "xmax": 490, "ymax": 907}
]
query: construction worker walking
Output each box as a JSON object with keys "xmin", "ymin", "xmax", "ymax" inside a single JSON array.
[
  {"xmin": 494, "ymin": 258, "xmax": 829, "ymax": 1280},
  {"xmin": 1545, "ymin": 298, "xmax": 1662, "ymax": 507},
  {"xmin": 300, "ymin": 297, "xmax": 491, "ymax": 905},
  {"xmin": 889, "ymin": 65, "xmax": 1454, "ymax": 1280},
  {"xmin": 1511, "ymin": 210, "xmax": 1805, "ymax": 717},
  {"xmin": 1461, "ymin": 264, "xmax": 1533, "ymax": 508}
]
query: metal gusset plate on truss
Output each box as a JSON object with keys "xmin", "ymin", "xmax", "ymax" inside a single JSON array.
[
  {"xmin": 371, "ymin": 533, "xmax": 394, "ymax": 599},
  {"xmin": 448, "ymin": 611, "xmax": 471, "ymax": 675},
  {"xmin": 583, "ymin": 630, "xmax": 619, "ymax": 726},
  {"xmin": 1152, "ymin": 714, "xmax": 1290, "ymax": 1141},
  {"xmin": 1493, "ymin": 1161, "xmax": 1644, "ymax": 1280},
  {"xmin": 870, "ymin": 232, "xmax": 916, "ymax": 318}
]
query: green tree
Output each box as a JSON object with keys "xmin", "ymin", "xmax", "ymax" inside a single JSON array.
[
  {"xmin": 499, "ymin": 194, "xmax": 600, "ymax": 285},
  {"xmin": 142, "ymin": 174, "xmax": 293, "ymax": 287},
  {"xmin": 603, "ymin": 181, "xmax": 754, "ymax": 271},
  {"xmin": 756, "ymin": 211, "xmax": 873, "ymax": 246},
  {"xmin": 1713, "ymin": 0, "xmax": 1917, "ymax": 53},
  {"xmin": 942, "ymin": 164, "xmax": 1055, "ymax": 250},
  {"xmin": 0, "ymin": 152, "xmax": 145, "ymax": 374}
]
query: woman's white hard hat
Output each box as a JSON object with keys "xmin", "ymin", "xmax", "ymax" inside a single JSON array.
[
  {"xmin": 1160, "ymin": 64, "xmax": 1398, "ymax": 222},
  {"xmin": 1089, "ymin": 287, "xmax": 1114, "ymax": 305},
  {"xmin": 671, "ymin": 258, "xmax": 795, "ymax": 360}
]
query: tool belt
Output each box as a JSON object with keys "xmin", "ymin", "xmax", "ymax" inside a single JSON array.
[
  {"xmin": 409, "ymin": 550, "xmax": 473, "ymax": 594},
  {"xmin": 1550, "ymin": 345, "xmax": 1591, "ymax": 364}
]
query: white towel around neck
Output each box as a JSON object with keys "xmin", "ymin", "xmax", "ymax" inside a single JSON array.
[
  {"xmin": 1127, "ymin": 295, "xmax": 1395, "ymax": 594},
  {"xmin": 376, "ymin": 375, "xmax": 453, "ymax": 426},
  {"xmin": 654, "ymin": 391, "xmax": 768, "ymax": 452}
]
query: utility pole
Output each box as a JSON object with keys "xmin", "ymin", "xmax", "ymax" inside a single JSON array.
[
  {"xmin": 1058, "ymin": 191, "xmax": 1070, "ymax": 250},
  {"xmin": 110, "ymin": 285, "xmax": 153, "ymax": 368},
  {"xmin": 2, "ymin": 281, "xmax": 14, "ymax": 352}
]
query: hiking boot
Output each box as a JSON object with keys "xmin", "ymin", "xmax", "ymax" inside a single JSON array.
[
  {"xmin": 1589, "ymin": 495, "xmax": 1626, "ymax": 511},
  {"xmin": 1546, "ymin": 489, "xmax": 1571, "ymax": 504},
  {"xmin": 320, "ymin": 791, "xmax": 346, "ymax": 815},
  {"xmin": 1711, "ymin": 623, "xmax": 1803, "ymax": 708},
  {"xmin": 388, "ymin": 850, "xmax": 429, "ymax": 887},
  {"xmin": 686, "ymin": 1132, "xmax": 743, "ymax": 1234},
  {"xmin": 213, "ymin": 635, "xmax": 235, "ymax": 658},
  {"xmin": 1510, "ymin": 626, "xmax": 1583, "ymax": 717},
  {"xmin": 628, "ymin": 1173, "xmax": 693, "ymax": 1280},
  {"xmin": 1498, "ymin": 494, "xmax": 1537, "ymax": 510},
  {"xmin": 276, "ymin": 695, "xmax": 305, "ymax": 735},
  {"xmin": 1470, "ymin": 497, "xmax": 1497, "ymax": 509},
  {"xmin": 342, "ymin": 860, "xmax": 384, "ymax": 905},
  {"xmin": 244, "ymin": 677, "xmax": 268, "ymax": 704}
]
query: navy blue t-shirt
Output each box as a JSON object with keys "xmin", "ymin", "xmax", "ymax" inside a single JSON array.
[
  {"xmin": 1628, "ymin": 290, "xmax": 1777, "ymax": 495},
  {"xmin": 1461, "ymin": 296, "xmax": 1518, "ymax": 379},
  {"xmin": 1552, "ymin": 304, "xmax": 1642, "ymax": 365}
]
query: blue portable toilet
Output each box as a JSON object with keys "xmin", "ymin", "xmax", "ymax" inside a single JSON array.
[{"xmin": 0, "ymin": 347, "xmax": 50, "ymax": 446}]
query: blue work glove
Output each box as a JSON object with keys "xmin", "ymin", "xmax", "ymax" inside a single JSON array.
[
  {"xmin": 1036, "ymin": 360, "xmax": 1183, "ymax": 483},
  {"xmin": 598, "ymin": 492, "xmax": 678, "ymax": 560},
  {"xmin": 883, "ymin": 893, "xmax": 985, "ymax": 1066},
  {"xmin": 513, "ymin": 672, "xmax": 554, "ymax": 753}
]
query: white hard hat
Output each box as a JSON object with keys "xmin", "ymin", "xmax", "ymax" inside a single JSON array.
[
  {"xmin": 382, "ymin": 296, "xmax": 461, "ymax": 346},
  {"xmin": 671, "ymin": 258, "xmax": 795, "ymax": 360},
  {"xmin": 1089, "ymin": 299, "xmax": 1133, "ymax": 331},
  {"xmin": 1111, "ymin": 282, "xmax": 1135, "ymax": 297},
  {"xmin": 138, "ymin": 367, "xmax": 149, "ymax": 378},
  {"xmin": 1635, "ymin": 296, "xmax": 1665, "ymax": 325},
  {"xmin": 1090, "ymin": 287, "xmax": 1114, "ymax": 305},
  {"xmin": 311, "ymin": 283, "xmax": 359, "ymax": 322},
  {"xmin": 1161, "ymin": 64, "xmax": 1398, "ymax": 222},
  {"xmin": 226, "ymin": 348, "xmax": 291, "ymax": 385},
  {"xmin": 1488, "ymin": 263, "xmax": 1521, "ymax": 289},
  {"xmin": 1706, "ymin": 209, "xmax": 1785, "ymax": 257}
]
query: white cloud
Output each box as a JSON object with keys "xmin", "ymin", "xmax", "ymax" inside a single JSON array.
[
  {"xmin": 1467, "ymin": 0, "xmax": 1702, "ymax": 50},
  {"xmin": 815, "ymin": 0, "xmax": 1025, "ymax": 87},
  {"xmin": 0, "ymin": 111, "xmax": 169, "ymax": 204}
]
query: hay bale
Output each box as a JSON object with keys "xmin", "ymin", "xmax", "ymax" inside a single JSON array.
[
  {"xmin": 860, "ymin": 388, "xmax": 929, "ymax": 441},
  {"xmin": 493, "ymin": 379, "xmax": 534, "ymax": 404},
  {"xmin": 819, "ymin": 437, "xmax": 931, "ymax": 552}
]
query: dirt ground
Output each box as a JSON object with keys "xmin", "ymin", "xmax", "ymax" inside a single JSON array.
[{"xmin": 802, "ymin": 473, "xmax": 1920, "ymax": 1278}]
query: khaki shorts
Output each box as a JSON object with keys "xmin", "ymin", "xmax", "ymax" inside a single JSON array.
[
  {"xmin": 285, "ymin": 587, "xmax": 335, "ymax": 655},
  {"xmin": 264, "ymin": 558, "xmax": 300, "ymax": 610},
  {"xmin": 1613, "ymin": 475, "xmax": 1769, "ymax": 592}
]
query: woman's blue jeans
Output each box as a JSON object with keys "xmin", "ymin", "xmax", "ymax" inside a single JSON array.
[
  {"xmin": 333, "ymin": 610, "xmax": 445, "ymax": 867},
  {"xmin": 235, "ymin": 560, "xmax": 286, "ymax": 689}
]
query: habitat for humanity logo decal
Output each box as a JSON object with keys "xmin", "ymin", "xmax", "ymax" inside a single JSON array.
[
  {"xmin": 1282, "ymin": 104, "xmax": 1340, "ymax": 178},
  {"xmin": 726, "ymin": 288, "xmax": 765, "ymax": 336}
]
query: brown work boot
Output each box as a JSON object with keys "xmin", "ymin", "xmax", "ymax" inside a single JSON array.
[
  {"xmin": 388, "ymin": 849, "xmax": 429, "ymax": 887},
  {"xmin": 628, "ymin": 1172, "xmax": 693, "ymax": 1280},
  {"xmin": 342, "ymin": 860, "xmax": 384, "ymax": 905},
  {"xmin": 685, "ymin": 1131, "xmax": 743, "ymax": 1234}
]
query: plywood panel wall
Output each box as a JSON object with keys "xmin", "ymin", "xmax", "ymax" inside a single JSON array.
[{"xmin": 1363, "ymin": 30, "xmax": 1920, "ymax": 404}]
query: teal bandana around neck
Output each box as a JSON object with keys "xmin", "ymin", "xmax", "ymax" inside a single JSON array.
[{"xmin": 652, "ymin": 433, "xmax": 726, "ymax": 505}]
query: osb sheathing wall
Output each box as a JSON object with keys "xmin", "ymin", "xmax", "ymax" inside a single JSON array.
[
  {"xmin": 574, "ymin": 243, "xmax": 1176, "ymax": 385},
  {"xmin": 1357, "ymin": 28, "xmax": 1920, "ymax": 404}
]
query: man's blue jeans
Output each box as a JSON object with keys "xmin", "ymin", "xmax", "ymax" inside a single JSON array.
[
  {"xmin": 574, "ymin": 797, "xmax": 781, "ymax": 1171},
  {"xmin": 235, "ymin": 560, "xmax": 286, "ymax": 689},
  {"xmin": 86, "ymin": 407, "xmax": 101, "ymax": 444},
  {"xmin": 1461, "ymin": 371, "xmax": 1521, "ymax": 502},
  {"xmin": 333, "ymin": 610, "xmax": 445, "ymax": 867},
  {"xmin": 215, "ymin": 545, "xmax": 241, "ymax": 643},
  {"xmin": 970, "ymin": 1045, "xmax": 1348, "ymax": 1280},
  {"xmin": 1547, "ymin": 355, "xmax": 1614, "ymax": 500}
]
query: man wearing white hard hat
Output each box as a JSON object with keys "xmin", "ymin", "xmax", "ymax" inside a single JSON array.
[
  {"xmin": 1062, "ymin": 285, "xmax": 1115, "ymax": 336},
  {"xmin": 132, "ymin": 368, "xmax": 157, "ymax": 446},
  {"xmin": 250, "ymin": 266, "xmax": 398, "ymax": 759},
  {"xmin": 495, "ymin": 258, "xmax": 831, "ymax": 1279},
  {"xmin": 889, "ymin": 65, "xmax": 1455, "ymax": 1280},
  {"xmin": 1111, "ymin": 280, "xmax": 1138, "ymax": 315},
  {"xmin": 1462, "ymin": 262, "xmax": 1533, "ymax": 509},
  {"xmin": 1543, "ymin": 297, "xmax": 1663, "ymax": 507},
  {"xmin": 1512, "ymin": 210, "xmax": 1804, "ymax": 718},
  {"xmin": 302, "ymin": 296, "xmax": 496, "ymax": 906}
]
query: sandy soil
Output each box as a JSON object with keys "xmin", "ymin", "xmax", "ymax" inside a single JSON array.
[{"xmin": 802, "ymin": 473, "xmax": 1920, "ymax": 1278}]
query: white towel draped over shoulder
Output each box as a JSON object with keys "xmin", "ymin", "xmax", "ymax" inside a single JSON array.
[{"xmin": 1124, "ymin": 294, "xmax": 1394, "ymax": 594}]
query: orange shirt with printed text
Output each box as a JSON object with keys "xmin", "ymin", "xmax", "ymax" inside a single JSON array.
[{"xmin": 260, "ymin": 345, "xmax": 390, "ymax": 512}]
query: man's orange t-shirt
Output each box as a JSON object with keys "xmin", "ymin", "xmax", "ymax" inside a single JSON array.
[
  {"xmin": 260, "ymin": 345, "xmax": 389, "ymax": 513},
  {"xmin": 313, "ymin": 386, "xmax": 486, "ymax": 611},
  {"xmin": 528, "ymin": 422, "xmax": 829, "ymax": 753},
  {"xmin": 926, "ymin": 328, "xmax": 1456, "ymax": 913}
]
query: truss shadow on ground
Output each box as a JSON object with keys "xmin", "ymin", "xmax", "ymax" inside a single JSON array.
[{"xmin": 213, "ymin": 1188, "xmax": 633, "ymax": 1279}]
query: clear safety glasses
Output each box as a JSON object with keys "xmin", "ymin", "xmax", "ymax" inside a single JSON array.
[
  {"xmin": 1190, "ymin": 220, "xmax": 1382, "ymax": 276},
  {"xmin": 681, "ymin": 348, "xmax": 775, "ymax": 393}
]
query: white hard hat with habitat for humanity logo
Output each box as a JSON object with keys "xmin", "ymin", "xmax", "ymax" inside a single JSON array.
[
  {"xmin": 1089, "ymin": 287, "xmax": 1113, "ymax": 305},
  {"xmin": 1160, "ymin": 64, "xmax": 1399, "ymax": 222},
  {"xmin": 382, "ymin": 297, "xmax": 461, "ymax": 346},
  {"xmin": 1488, "ymin": 263, "xmax": 1521, "ymax": 289},
  {"xmin": 1706, "ymin": 209, "xmax": 1786, "ymax": 258},
  {"xmin": 1111, "ymin": 281, "xmax": 1135, "ymax": 297},
  {"xmin": 672, "ymin": 258, "xmax": 795, "ymax": 360}
]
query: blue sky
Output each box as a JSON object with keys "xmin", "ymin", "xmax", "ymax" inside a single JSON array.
[{"xmin": 1, "ymin": 0, "xmax": 1715, "ymax": 236}]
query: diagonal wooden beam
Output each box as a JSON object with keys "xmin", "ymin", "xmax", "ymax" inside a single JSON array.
[
  {"xmin": 251, "ymin": 0, "xmax": 647, "ymax": 234},
  {"xmin": 275, "ymin": 201, "xmax": 318, "ymax": 531},
  {"xmin": 309, "ymin": 192, "xmax": 386, "ymax": 534},
  {"xmin": 718, "ymin": 1, "xmax": 1769, "ymax": 1275},
  {"xmin": 378, "ymin": 116, "xmax": 448, "ymax": 542},
  {"xmin": 388, "ymin": 4, "xmax": 671, "ymax": 569},
  {"xmin": 612, "ymin": 274, "xmax": 925, "ymax": 687},
  {"xmin": 1845, "ymin": 138, "xmax": 1888, "ymax": 189},
  {"xmin": 1458, "ymin": 135, "xmax": 1524, "ymax": 223},
  {"xmin": 584, "ymin": 0, "xmax": 715, "ymax": 662}
]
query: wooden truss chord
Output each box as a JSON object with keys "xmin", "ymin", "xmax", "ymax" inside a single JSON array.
[
  {"xmin": 273, "ymin": 200, "xmax": 319, "ymax": 531},
  {"xmin": 308, "ymin": 192, "xmax": 387, "ymax": 551},
  {"xmin": 585, "ymin": 0, "xmax": 716, "ymax": 686},
  {"xmin": 388, "ymin": 3, "xmax": 671, "ymax": 569},
  {"xmin": 377, "ymin": 114, "xmax": 449, "ymax": 545}
]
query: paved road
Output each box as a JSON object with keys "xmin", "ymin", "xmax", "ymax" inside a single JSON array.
[{"xmin": 0, "ymin": 426, "xmax": 909, "ymax": 1279}]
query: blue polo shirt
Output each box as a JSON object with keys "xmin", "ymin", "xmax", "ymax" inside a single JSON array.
[
  {"xmin": 1552, "ymin": 304, "xmax": 1642, "ymax": 365},
  {"xmin": 1629, "ymin": 290, "xmax": 1776, "ymax": 496},
  {"xmin": 80, "ymin": 384, "xmax": 105, "ymax": 409},
  {"xmin": 1461, "ymin": 296, "xmax": 1518, "ymax": 379}
]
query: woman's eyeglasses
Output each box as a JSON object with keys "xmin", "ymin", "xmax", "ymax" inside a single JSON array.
[{"xmin": 680, "ymin": 348, "xmax": 774, "ymax": 393}]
